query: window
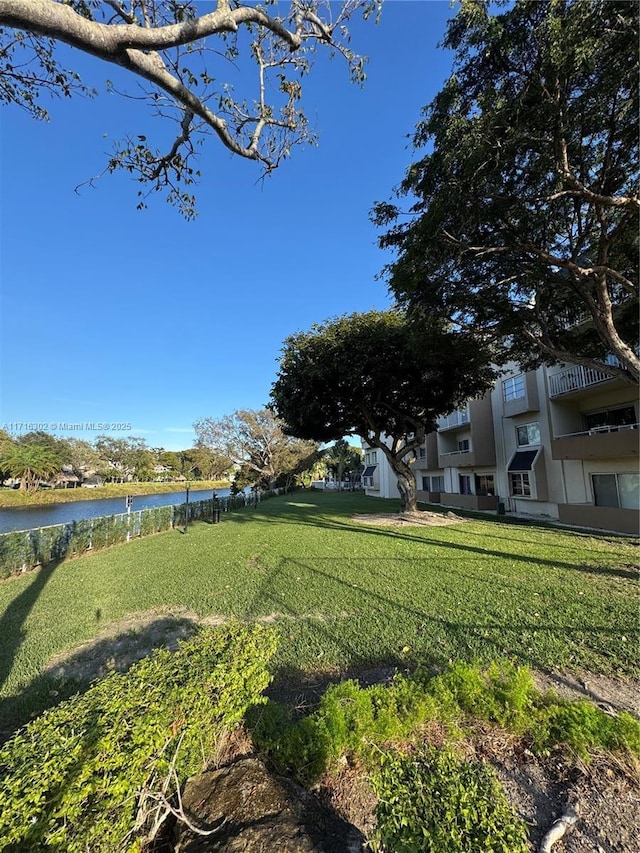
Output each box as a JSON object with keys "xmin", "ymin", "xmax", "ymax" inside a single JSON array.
[
  {"xmin": 422, "ymin": 475, "xmax": 444, "ymax": 492},
  {"xmin": 510, "ymin": 472, "xmax": 531, "ymax": 496},
  {"xmin": 516, "ymin": 422, "xmax": 541, "ymax": 446},
  {"xmin": 585, "ymin": 406, "xmax": 636, "ymax": 433},
  {"xmin": 459, "ymin": 475, "xmax": 472, "ymax": 495},
  {"xmin": 475, "ymin": 474, "xmax": 495, "ymax": 496},
  {"xmin": 503, "ymin": 374, "xmax": 525, "ymax": 402},
  {"xmin": 457, "ymin": 439, "xmax": 470, "ymax": 452},
  {"xmin": 364, "ymin": 450, "xmax": 378, "ymax": 465},
  {"xmin": 592, "ymin": 473, "xmax": 640, "ymax": 509},
  {"xmin": 418, "ymin": 446, "xmax": 426, "ymax": 459},
  {"xmin": 362, "ymin": 464, "xmax": 377, "ymax": 488}
]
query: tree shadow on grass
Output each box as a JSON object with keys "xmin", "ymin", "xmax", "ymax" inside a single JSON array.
[
  {"xmin": 0, "ymin": 560, "xmax": 60, "ymax": 694},
  {"xmin": 236, "ymin": 554, "xmax": 637, "ymax": 697},
  {"xmin": 0, "ymin": 613, "xmax": 201, "ymax": 743},
  {"xmin": 216, "ymin": 496, "xmax": 631, "ymax": 577}
]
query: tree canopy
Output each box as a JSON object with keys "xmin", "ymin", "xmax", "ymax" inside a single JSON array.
[
  {"xmin": 0, "ymin": 0, "xmax": 377, "ymax": 217},
  {"xmin": 325, "ymin": 438, "xmax": 362, "ymax": 486},
  {"xmin": 0, "ymin": 442, "xmax": 61, "ymax": 492},
  {"xmin": 270, "ymin": 309, "xmax": 496, "ymax": 511},
  {"xmin": 193, "ymin": 407, "xmax": 318, "ymax": 490},
  {"xmin": 373, "ymin": 0, "xmax": 639, "ymax": 383}
]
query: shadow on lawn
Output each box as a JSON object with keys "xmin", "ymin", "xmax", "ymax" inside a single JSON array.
[
  {"xmin": 2, "ymin": 494, "xmax": 634, "ymax": 740},
  {"xmin": 219, "ymin": 500, "xmax": 627, "ymax": 578},
  {"xmin": 0, "ymin": 559, "xmax": 60, "ymax": 695},
  {"xmin": 238, "ymin": 553, "xmax": 636, "ymax": 688},
  {"xmin": 0, "ymin": 613, "xmax": 200, "ymax": 743}
]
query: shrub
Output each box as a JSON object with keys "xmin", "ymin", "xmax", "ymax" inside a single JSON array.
[
  {"xmin": 533, "ymin": 699, "xmax": 640, "ymax": 759},
  {"xmin": 252, "ymin": 675, "xmax": 446, "ymax": 784},
  {"xmin": 253, "ymin": 661, "xmax": 640, "ymax": 786},
  {"xmin": 430, "ymin": 660, "xmax": 537, "ymax": 732},
  {"xmin": 68, "ymin": 519, "xmax": 92, "ymax": 557},
  {"xmin": 0, "ymin": 622, "xmax": 277, "ymax": 853},
  {"xmin": 371, "ymin": 745, "xmax": 529, "ymax": 853},
  {"xmin": 0, "ymin": 530, "xmax": 31, "ymax": 577}
]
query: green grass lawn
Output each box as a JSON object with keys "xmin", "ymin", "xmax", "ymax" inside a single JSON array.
[{"xmin": 0, "ymin": 491, "xmax": 637, "ymax": 733}]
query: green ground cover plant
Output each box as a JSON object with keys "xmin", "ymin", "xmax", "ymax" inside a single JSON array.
[
  {"xmin": 371, "ymin": 744, "xmax": 529, "ymax": 853},
  {"xmin": 0, "ymin": 491, "xmax": 637, "ymax": 733},
  {"xmin": 0, "ymin": 623, "xmax": 276, "ymax": 853},
  {"xmin": 250, "ymin": 661, "xmax": 638, "ymax": 853},
  {"xmin": 251, "ymin": 662, "xmax": 640, "ymax": 785}
]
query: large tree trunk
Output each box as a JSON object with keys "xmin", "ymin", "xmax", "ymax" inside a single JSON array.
[{"xmin": 383, "ymin": 453, "xmax": 418, "ymax": 513}]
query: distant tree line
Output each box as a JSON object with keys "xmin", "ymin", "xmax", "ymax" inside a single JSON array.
[
  {"xmin": 0, "ymin": 413, "xmax": 364, "ymax": 496},
  {"xmin": 0, "ymin": 430, "xmax": 231, "ymax": 493}
]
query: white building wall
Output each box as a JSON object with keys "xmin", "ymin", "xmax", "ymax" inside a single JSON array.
[{"xmin": 361, "ymin": 440, "xmax": 401, "ymax": 499}]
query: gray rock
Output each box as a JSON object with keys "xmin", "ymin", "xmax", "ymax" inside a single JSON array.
[{"xmin": 174, "ymin": 757, "xmax": 363, "ymax": 852}]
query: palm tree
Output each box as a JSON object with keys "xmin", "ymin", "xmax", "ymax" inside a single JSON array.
[{"xmin": 0, "ymin": 444, "xmax": 61, "ymax": 493}]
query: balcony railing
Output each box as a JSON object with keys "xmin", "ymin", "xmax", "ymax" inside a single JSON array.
[
  {"xmin": 439, "ymin": 449, "xmax": 472, "ymax": 458},
  {"xmin": 548, "ymin": 363, "xmax": 618, "ymax": 397},
  {"xmin": 554, "ymin": 423, "xmax": 639, "ymax": 440},
  {"xmin": 438, "ymin": 408, "xmax": 470, "ymax": 430}
]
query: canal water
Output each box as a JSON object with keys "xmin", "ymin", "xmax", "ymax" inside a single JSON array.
[{"xmin": 0, "ymin": 488, "xmax": 231, "ymax": 534}]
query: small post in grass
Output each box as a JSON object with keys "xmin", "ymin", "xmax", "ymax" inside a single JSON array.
[
  {"xmin": 126, "ymin": 494, "xmax": 133, "ymax": 541},
  {"xmin": 184, "ymin": 484, "xmax": 190, "ymax": 534}
]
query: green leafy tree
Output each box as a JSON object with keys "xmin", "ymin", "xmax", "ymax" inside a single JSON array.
[
  {"xmin": 94, "ymin": 435, "xmax": 151, "ymax": 481},
  {"xmin": 325, "ymin": 439, "xmax": 362, "ymax": 488},
  {"xmin": 0, "ymin": 0, "xmax": 378, "ymax": 217},
  {"xmin": 129, "ymin": 445, "xmax": 155, "ymax": 482},
  {"xmin": 0, "ymin": 430, "xmax": 16, "ymax": 484},
  {"xmin": 0, "ymin": 443, "xmax": 61, "ymax": 492},
  {"xmin": 275, "ymin": 445, "xmax": 326, "ymax": 492},
  {"xmin": 156, "ymin": 450, "xmax": 182, "ymax": 476},
  {"xmin": 373, "ymin": 0, "xmax": 639, "ymax": 383},
  {"xmin": 270, "ymin": 310, "xmax": 496, "ymax": 512},
  {"xmin": 181, "ymin": 446, "xmax": 232, "ymax": 481},
  {"xmin": 17, "ymin": 430, "xmax": 71, "ymax": 465},
  {"xmin": 66, "ymin": 437, "xmax": 104, "ymax": 480},
  {"xmin": 194, "ymin": 408, "xmax": 318, "ymax": 491}
]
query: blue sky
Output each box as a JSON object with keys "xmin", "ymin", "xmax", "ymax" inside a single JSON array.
[{"xmin": 0, "ymin": 1, "xmax": 457, "ymax": 451}]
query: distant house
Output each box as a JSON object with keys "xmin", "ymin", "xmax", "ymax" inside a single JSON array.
[
  {"xmin": 82, "ymin": 475, "xmax": 104, "ymax": 488},
  {"xmin": 51, "ymin": 472, "xmax": 80, "ymax": 489}
]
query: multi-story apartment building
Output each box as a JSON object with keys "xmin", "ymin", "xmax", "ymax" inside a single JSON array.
[{"xmin": 363, "ymin": 362, "xmax": 639, "ymax": 535}]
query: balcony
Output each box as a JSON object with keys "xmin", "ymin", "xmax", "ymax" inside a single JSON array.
[
  {"xmin": 437, "ymin": 408, "xmax": 470, "ymax": 431},
  {"xmin": 551, "ymin": 423, "xmax": 639, "ymax": 460},
  {"xmin": 438, "ymin": 448, "xmax": 475, "ymax": 468},
  {"xmin": 548, "ymin": 362, "xmax": 620, "ymax": 398}
]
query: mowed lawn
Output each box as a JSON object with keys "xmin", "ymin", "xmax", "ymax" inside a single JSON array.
[{"xmin": 0, "ymin": 491, "xmax": 637, "ymax": 731}]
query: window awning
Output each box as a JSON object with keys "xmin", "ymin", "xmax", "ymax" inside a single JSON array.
[
  {"xmin": 508, "ymin": 450, "xmax": 540, "ymax": 471},
  {"xmin": 362, "ymin": 465, "xmax": 377, "ymax": 477}
]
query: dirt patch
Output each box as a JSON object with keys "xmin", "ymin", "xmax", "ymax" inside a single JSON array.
[
  {"xmin": 317, "ymin": 728, "xmax": 640, "ymax": 853},
  {"xmin": 532, "ymin": 670, "xmax": 639, "ymax": 717},
  {"xmin": 43, "ymin": 607, "xmax": 204, "ymax": 682},
  {"xmin": 351, "ymin": 510, "xmax": 468, "ymax": 527},
  {"xmin": 42, "ymin": 611, "xmax": 369, "ymax": 685}
]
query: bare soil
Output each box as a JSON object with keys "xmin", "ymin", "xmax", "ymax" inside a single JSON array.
[
  {"xmin": 351, "ymin": 510, "xmax": 469, "ymax": 527},
  {"xmin": 316, "ymin": 728, "xmax": 640, "ymax": 853}
]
